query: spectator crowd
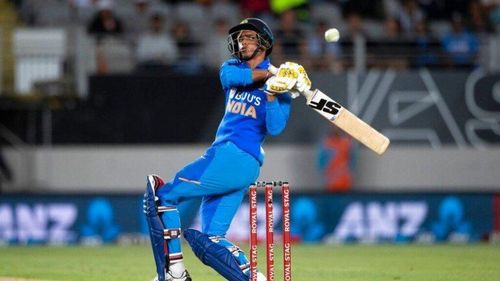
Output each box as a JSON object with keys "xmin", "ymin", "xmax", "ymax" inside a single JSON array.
[{"xmin": 10, "ymin": 0, "xmax": 500, "ymax": 74}]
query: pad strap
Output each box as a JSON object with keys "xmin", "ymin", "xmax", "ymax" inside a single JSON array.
[
  {"xmin": 158, "ymin": 206, "xmax": 177, "ymax": 213},
  {"xmin": 209, "ymin": 236, "xmax": 242, "ymax": 254},
  {"xmin": 164, "ymin": 228, "xmax": 182, "ymax": 239},
  {"xmin": 169, "ymin": 253, "xmax": 184, "ymax": 262}
]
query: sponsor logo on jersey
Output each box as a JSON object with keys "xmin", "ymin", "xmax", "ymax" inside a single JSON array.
[{"xmin": 227, "ymin": 89, "xmax": 261, "ymax": 119}]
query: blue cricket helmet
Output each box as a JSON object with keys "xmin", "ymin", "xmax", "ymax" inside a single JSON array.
[{"xmin": 227, "ymin": 18, "xmax": 274, "ymax": 59}]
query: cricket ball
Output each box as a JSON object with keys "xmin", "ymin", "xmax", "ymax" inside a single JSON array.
[{"xmin": 324, "ymin": 28, "xmax": 340, "ymax": 42}]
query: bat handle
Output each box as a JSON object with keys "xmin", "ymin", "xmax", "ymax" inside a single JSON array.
[
  {"xmin": 267, "ymin": 64, "xmax": 314, "ymax": 100},
  {"xmin": 268, "ymin": 64, "xmax": 278, "ymax": 75}
]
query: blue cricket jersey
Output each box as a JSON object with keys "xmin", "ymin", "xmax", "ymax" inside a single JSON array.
[{"xmin": 211, "ymin": 58, "xmax": 291, "ymax": 165}]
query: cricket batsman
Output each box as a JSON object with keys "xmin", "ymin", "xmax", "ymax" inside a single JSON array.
[{"xmin": 143, "ymin": 18, "xmax": 311, "ymax": 281}]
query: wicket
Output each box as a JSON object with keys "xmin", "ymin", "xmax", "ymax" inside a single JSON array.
[{"xmin": 249, "ymin": 181, "xmax": 291, "ymax": 281}]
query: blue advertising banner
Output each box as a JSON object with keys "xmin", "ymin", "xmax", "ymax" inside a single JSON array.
[
  {"xmin": 286, "ymin": 193, "xmax": 492, "ymax": 244},
  {"xmin": 0, "ymin": 193, "xmax": 493, "ymax": 245}
]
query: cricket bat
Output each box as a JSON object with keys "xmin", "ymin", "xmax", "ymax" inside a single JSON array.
[{"xmin": 268, "ymin": 65, "xmax": 390, "ymax": 155}]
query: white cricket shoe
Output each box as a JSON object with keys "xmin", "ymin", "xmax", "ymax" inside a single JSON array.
[
  {"xmin": 167, "ymin": 270, "xmax": 192, "ymax": 281},
  {"xmin": 151, "ymin": 270, "xmax": 192, "ymax": 281}
]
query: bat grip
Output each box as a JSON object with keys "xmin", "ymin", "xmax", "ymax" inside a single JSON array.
[{"xmin": 268, "ymin": 65, "xmax": 278, "ymax": 75}]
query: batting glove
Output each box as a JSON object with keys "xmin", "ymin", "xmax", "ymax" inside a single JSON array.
[
  {"xmin": 276, "ymin": 62, "xmax": 300, "ymax": 80},
  {"xmin": 264, "ymin": 76, "xmax": 297, "ymax": 96},
  {"xmin": 281, "ymin": 62, "xmax": 311, "ymax": 94},
  {"xmin": 295, "ymin": 65, "xmax": 312, "ymax": 93}
]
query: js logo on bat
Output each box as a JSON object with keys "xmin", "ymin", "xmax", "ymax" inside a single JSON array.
[{"xmin": 309, "ymin": 98, "xmax": 341, "ymax": 116}]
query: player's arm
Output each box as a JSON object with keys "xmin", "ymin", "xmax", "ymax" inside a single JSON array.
[
  {"xmin": 265, "ymin": 94, "xmax": 291, "ymax": 135},
  {"xmin": 263, "ymin": 61, "xmax": 311, "ymax": 134},
  {"xmin": 252, "ymin": 69, "xmax": 271, "ymax": 82},
  {"xmin": 219, "ymin": 61, "xmax": 270, "ymax": 89},
  {"xmin": 264, "ymin": 73, "xmax": 294, "ymax": 135}
]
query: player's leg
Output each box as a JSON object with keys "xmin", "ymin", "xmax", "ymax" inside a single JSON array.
[
  {"xmin": 202, "ymin": 190, "xmax": 266, "ymax": 280},
  {"xmin": 202, "ymin": 189, "xmax": 250, "ymax": 271},
  {"xmin": 147, "ymin": 142, "xmax": 259, "ymax": 280},
  {"xmin": 184, "ymin": 190, "xmax": 266, "ymax": 281},
  {"xmin": 184, "ymin": 228, "xmax": 249, "ymax": 281},
  {"xmin": 145, "ymin": 174, "xmax": 205, "ymax": 281},
  {"xmin": 206, "ymin": 235, "xmax": 266, "ymax": 281},
  {"xmin": 152, "ymin": 151, "xmax": 223, "ymax": 279},
  {"xmin": 182, "ymin": 142, "xmax": 261, "ymax": 280},
  {"xmin": 143, "ymin": 174, "xmax": 180, "ymax": 281}
]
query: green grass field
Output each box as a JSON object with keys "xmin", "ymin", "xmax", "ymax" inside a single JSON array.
[{"xmin": 1, "ymin": 244, "xmax": 500, "ymax": 281}]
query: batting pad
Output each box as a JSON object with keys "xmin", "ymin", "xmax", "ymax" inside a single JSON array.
[
  {"xmin": 144, "ymin": 177, "xmax": 168, "ymax": 281},
  {"xmin": 184, "ymin": 229, "xmax": 248, "ymax": 281}
]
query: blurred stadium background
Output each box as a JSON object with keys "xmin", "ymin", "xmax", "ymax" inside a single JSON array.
[{"xmin": 1, "ymin": 0, "xmax": 500, "ymax": 254}]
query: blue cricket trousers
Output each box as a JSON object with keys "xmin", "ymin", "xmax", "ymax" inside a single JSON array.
[{"xmin": 157, "ymin": 141, "xmax": 260, "ymax": 236}]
